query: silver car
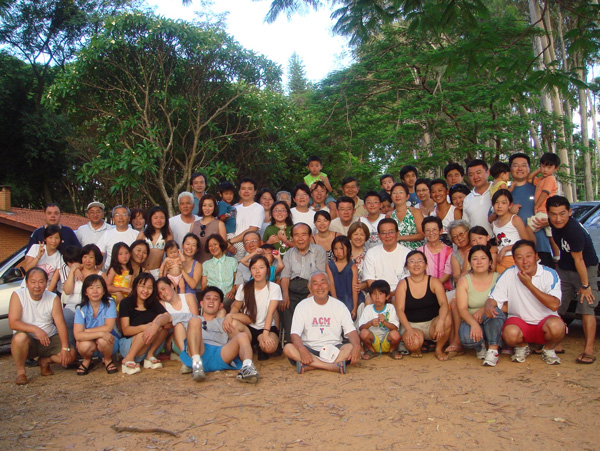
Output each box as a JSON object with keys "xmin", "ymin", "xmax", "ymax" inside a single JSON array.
[{"xmin": 0, "ymin": 247, "xmax": 27, "ymax": 345}]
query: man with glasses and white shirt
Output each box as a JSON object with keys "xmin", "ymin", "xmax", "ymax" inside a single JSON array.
[{"xmin": 97, "ymin": 206, "xmax": 139, "ymax": 271}]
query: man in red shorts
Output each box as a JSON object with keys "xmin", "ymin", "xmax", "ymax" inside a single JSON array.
[{"xmin": 484, "ymin": 240, "xmax": 565, "ymax": 365}]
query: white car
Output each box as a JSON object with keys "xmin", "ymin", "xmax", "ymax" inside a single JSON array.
[{"xmin": 0, "ymin": 247, "xmax": 26, "ymax": 345}]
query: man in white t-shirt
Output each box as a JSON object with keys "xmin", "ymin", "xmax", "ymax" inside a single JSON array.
[
  {"xmin": 485, "ymin": 240, "xmax": 565, "ymax": 365},
  {"xmin": 76, "ymin": 201, "xmax": 113, "ymax": 247},
  {"xmin": 363, "ymin": 219, "xmax": 410, "ymax": 292},
  {"xmin": 227, "ymin": 178, "xmax": 265, "ymax": 261},
  {"xmin": 283, "ymin": 272, "xmax": 361, "ymax": 374},
  {"xmin": 96, "ymin": 205, "xmax": 139, "ymax": 271},
  {"xmin": 463, "ymin": 159, "xmax": 493, "ymax": 235},
  {"xmin": 358, "ymin": 191, "xmax": 386, "ymax": 245},
  {"xmin": 169, "ymin": 191, "xmax": 199, "ymax": 247},
  {"xmin": 329, "ymin": 196, "xmax": 358, "ymax": 236}
]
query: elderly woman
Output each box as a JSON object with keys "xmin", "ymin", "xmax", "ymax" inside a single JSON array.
[
  {"xmin": 276, "ymin": 190, "xmax": 292, "ymax": 207},
  {"xmin": 73, "ymin": 275, "xmax": 119, "ymax": 375},
  {"xmin": 119, "ymin": 273, "xmax": 169, "ymax": 375},
  {"xmin": 9, "ymin": 268, "xmax": 74, "ymax": 385},
  {"xmin": 395, "ymin": 250, "xmax": 451, "ymax": 360},
  {"xmin": 137, "ymin": 206, "xmax": 173, "ymax": 278},
  {"xmin": 191, "ymin": 194, "xmax": 227, "ymax": 263},
  {"xmin": 388, "ymin": 182, "xmax": 425, "ymax": 250},
  {"xmin": 457, "ymin": 245, "xmax": 505, "ymax": 366}
]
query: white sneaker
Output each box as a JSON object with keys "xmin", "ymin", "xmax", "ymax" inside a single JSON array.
[
  {"xmin": 541, "ymin": 348, "xmax": 561, "ymax": 365},
  {"xmin": 180, "ymin": 364, "xmax": 192, "ymax": 374},
  {"xmin": 192, "ymin": 359, "xmax": 206, "ymax": 382},
  {"xmin": 143, "ymin": 358, "xmax": 163, "ymax": 369},
  {"xmin": 476, "ymin": 346, "xmax": 487, "ymax": 360},
  {"xmin": 483, "ymin": 349, "xmax": 499, "ymax": 367},
  {"xmin": 511, "ymin": 345, "xmax": 530, "ymax": 363},
  {"xmin": 236, "ymin": 362, "xmax": 259, "ymax": 383}
]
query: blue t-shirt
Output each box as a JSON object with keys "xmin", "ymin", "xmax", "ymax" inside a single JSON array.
[
  {"xmin": 74, "ymin": 300, "xmax": 118, "ymax": 329},
  {"xmin": 511, "ymin": 183, "xmax": 551, "ymax": 253},
  {"xmin": 218, "ymin": 201, "xmax": 236, "ymax": 234}
]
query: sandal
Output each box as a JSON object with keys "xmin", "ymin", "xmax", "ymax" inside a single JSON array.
[
  {"xmin": 104, "ymin": 360, "xmax": 118, "ymax": 374},
  {"xmin": 361, "ymin": 350, "xmax": 375, "ymax": 360},
  {"xmin": 337, "ymin": 361, "xmax": 347, "ymax": 374},
  {"xmin": 445, "ymin": 344, "xmax": 465, "ymax": 355},
  {"xmin": 390, "ymin": 350, "xmax": 403, "ymax": 360},
  {"xmin": 576, "ymin": 353, "xmax": 596, "ymax": 364},
  {"xmin": 143, "ymin": 356, "xmax": 163, "ymax": 369},
  {"xmin": 76, "ymin": 362, "xmax": 90, "ymax": 376},
  {"xmin": 122, "ymin": 361, "xmax": 140, "ymax": 375}
]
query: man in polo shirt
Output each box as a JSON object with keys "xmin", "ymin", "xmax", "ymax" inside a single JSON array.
[
  {"xmin": 329, "ymin": 196, "xmax": 358, "ymax": 236},
  {"xmin": 548, "ymin": 196, "xmax": 598, "ymax": 364},
  {"xmin": 27, "ymin": 203, "xmax": 81, "ymax": 253},
  {"xmin": 485, "ymin": 240, "xmax": 565, "ymax": 365},
  {"xmin": 169, "ymin": 191, "xmax": 200, "ymax": 247},
  {"xmin": 462, "ymin": 159, "xmax": 493, "ymax": 235},
  {"xmin": 280, "ymin": 223, "xmax": 327, "ymax": 343},
  {"xmin": 363, "ymin": 218, "xmax": 410, "ymax": 293},
  {"xmin": 76, "ymin": 201, "xmax": 112, "ymax": 247}
]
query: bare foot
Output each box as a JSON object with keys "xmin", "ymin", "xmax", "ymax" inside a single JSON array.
[{"xmin": 435, "ymin": 351, "xmax": 449, "ymax": 361}]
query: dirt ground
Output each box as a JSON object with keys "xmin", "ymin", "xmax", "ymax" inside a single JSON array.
[{"xmin": 1, "ymin": 322, "xmax": 599, "ymax": 451}]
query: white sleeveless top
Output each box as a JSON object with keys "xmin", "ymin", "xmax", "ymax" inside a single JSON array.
[
  {"xmin": 15, "ymin": 288, "xmax": 57, "ymax": 337},
  {"xmin": 493, "ymin": 215, "xmax": 521, "ymax": 256},
  {"xmin": 434, "ymin": 204, "xmax": 456, "ymax": 234},
  {"xmin": 164, "ymin": 294, "xmax": 191, "ymax": 315}
]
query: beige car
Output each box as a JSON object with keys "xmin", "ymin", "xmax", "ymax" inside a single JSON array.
[{"xmin": 0, "ymin": 247, "xmax": 26, "ymax": 345}]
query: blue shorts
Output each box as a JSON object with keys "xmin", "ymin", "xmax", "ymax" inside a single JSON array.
[{"xmin": 202, "ymin": 343, "xmax": 242, "ymax": 373}]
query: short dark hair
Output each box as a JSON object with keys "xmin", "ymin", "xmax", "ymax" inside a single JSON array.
[
  {"xmin": 405, "ymin": 249, "xmax": 427, "ymax": 267},
  {"xmin": 449, "ymin": 184, "xmax": 470, "ymax": 197},
  {"xmin": 379, "ymin": 174, "xmax": 394, "ymax": 184},
  {"xmin": 314, "ymin": 210, "xmax": 331, "ymax": 223},
  {"xmin": 198, "ymin": 286, "xmax": 224, "ymax": 303},
  {"xmin": 292, "ymin": 183, "xmax": 311, "ymax": 199},
  {"xmin": 415, "ymin": 178, "xmax": 431, "ymax": 189},
  {"xmin": 191, "ymin": 172, "xmax": 207, "ymax": 185},
  {"xmin": 44, "ymin": 224, "xmax": 61, "ymax": 239},
  {"xmin": 205, "ymin": 233, "xmax": 228, "ymax": 253},
  {"xmin": 336, "ymin": 196, "xmax": 355, "ymax": 208},
  {"xmin": 62, "ymin": 245, "xmax": 81, "ymax": 264},
  {"xmin": 310, "ymin": 180, "xmax": 327, "ymax": 192},
  {"xmin": 341, "ymin": 176, "xmax": 358, "ymax": 188},
  {"xmin": 546, "ymin": 195, "xmax": 570, "ymax": 211},
  {"xmin": 81, "ymin": 244, "xmax": 103, "ymax": 265},
  {"xmin": 377, "ymin": 217, "xmax": 398, "ymax": 233},
  {"xmin": 468, "ymin": 244, "xmax": 493, "ymax": 267},
  {"xmin": 540, "ymin": 152, "xmax": 561, "ymax": 168},
  {"xmin": 466, "ymin": 159, "xmax": 488, "ymax": 172},
  {"xmin": 44, "ymin": 203, "xmax": 61, "ymax": 212},
  {"xmin": 422, "ymin": 215, "xmax": 443, "ymax": 230},
  {"xmin": 429, "ymin": 178, "xmax": 447, "ymax": 190},
  {"xmin": 443, "ymin": 163, "xmax": 465, "ymax": 179},
  {"xmin": 469, "ymin": 226, "xmax": 489, "ymax": 238},
  {"xmin": 509, "ymin": 153, "xmax": 530, "ymax": 167},
  {"xmin": 489, "ymin": 162, "xmax": 510, "ymax": 179},
  {"xmin": 492, "ymin": 189, "xmax": 513, "ymax": 204},
  {"xmin": 368, "ymin": 279, "xmax": 391, "ymax": 296},
  {"xmin": 307, "ymin": 156, "xmax": 322, "ymax": 165},
  {"xmin": 512, "ymin": 239, "xmax": 537, "ymax": 255},
  {"xmin": 380, "ymin": 193, "xmax": 392, "ymax": 204},
  {"xmin": 218, "ymin": 181, "xmax": 235, "ymax": 194},
  {"xmin": 256, "ymin": 187, "xmax": 276, "ymax": 204},
  {"xmin": 390, "ymin": 182, "xmax": 409, "ymax": 196},
  {"xmin": 364, "ymin": 191, "xmax": 381, "ymax": 202},
  {"xmin": 400, "ymin": 165, "xmax": 418, "ymax": 179},
  {"xmin": 239, "ymin": 177, "xmax": 257, "ymax": 190}
]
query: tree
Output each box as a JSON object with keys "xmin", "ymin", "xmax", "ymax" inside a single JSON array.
[
  {"xmin": 49, "ymin": 13, "xmax": 295, "ymax": 215},
  {"xmin": 287, "ymin": 51, "xmax": 308, "ymax": 94}
]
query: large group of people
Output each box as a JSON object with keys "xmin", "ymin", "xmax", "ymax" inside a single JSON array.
[{"xmin": 8, "ymin": 152, "xmax": 599, "ymax": 386}]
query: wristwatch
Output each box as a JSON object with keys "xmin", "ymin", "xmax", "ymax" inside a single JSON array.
[
  {"xmin": 62, "ymin": 347, "xmax": 71, "ymax": 351},
  {"xmin": 581, "ymin": 284, "xmax": 590, "ymax": 290}
]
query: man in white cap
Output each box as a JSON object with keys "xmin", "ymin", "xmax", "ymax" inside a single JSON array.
[{"xmin": 76, "ymin": 201, "xmax": 113, "ymax": 247}]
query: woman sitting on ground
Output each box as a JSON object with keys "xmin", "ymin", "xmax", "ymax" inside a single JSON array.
[
  {"xmin": 118, "ymin": 273, "xmax": 169, "ymax": 375},
  {"xmin": 226, "ymin": 255, "xmax": 282, "ymax": 360},
  {"xmin": 456, "ymin": 245, "xmax": 505, "ymax": 366},
  {"xmin": 137, "ymin": 206, "xmax": 173, "ymax": 278},
  {"xmin": 73, "ymin": 275, "xmax": 119, "ymax": 375},
  {"xmin": 395, "ymin": 250, "xmax": 451, "ymax": 361}
]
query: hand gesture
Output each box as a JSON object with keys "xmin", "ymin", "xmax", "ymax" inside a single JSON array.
[
  {"xmin": 517, "ymin": 270, "xmax": 533, "ymax": 288},
  {"xmin": 36, "ymin": 243, "xmax": 46, "ymax": 259}
]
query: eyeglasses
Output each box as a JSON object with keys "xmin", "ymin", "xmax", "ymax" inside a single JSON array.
[
  {"xmin": 244, "ymin": 239, "xmax": 259, "ymax": 246},
  {"xmin": 272, "ymin": 209, "xmax": 287, "ymax": 214},
  {"xmin": 113, "ymin": 213, "xmax": 128, "ymax": 218},
  {"xmin": 451, "ymin": 230, "xmax": 468, "ymax": 241},
  {"xmin": 380, "ymin": 230, "xmax": 396, "ymax": 236}
]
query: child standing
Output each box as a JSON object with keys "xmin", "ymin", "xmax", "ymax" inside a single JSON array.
[
  {"xmin": 489, "ymin": 162, "xmax": 510, "ymax": 197},
  {"xmin": 304, "ymin": 156, "xmax": 333, "ymax": 192},
  {"xmin": 326, "ymin": 236, "xmax": 359, "ymax": 320},
  {"xmin": 106, "ymin": 242, "xmax": 133, "ymax": 304},
  {"xmin": 527, "ymin": 152, "xmax": 560, "ymax": 237},
  {"xmin": 492, "ymin": 190, "xmax": 530, "ymax": 273},
  {"xmin": 159, "ymin": 240, "xmax": 186, "ymax": 294},
  {"xmin": 217, "ymin": 181, "xmax": 237, "ymax": 238},
  {"xmin": 358, "ymin": 280, "xmax": 401, "ymax": 360}
]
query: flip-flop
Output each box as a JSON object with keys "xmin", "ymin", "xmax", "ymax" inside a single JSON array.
[
  {"xmin": 445, "ymin": 344, "xmax": 465, "ymax": 355},
  {"xmin": 104, "ymin": 360, "xmax": 118, "ymax": 374},
  {"xmin": 576, "ymin": 353, "xmax": 596, "ymax": 364},
  {"xmin": 361, "ymin": 350, "xmax": 375, "ymax": 360},
  {"xmin": 389, "ymin": 350, "xmax": 403, "ymax": 360},
  {"xmin": 337, "ymin": 361, "xmax": 347, "ymax": 374},
  {"xmin": 76, "ymin": 362, "xmax": 90, "ymax": 376},
  {"xmin": 296, "ymin": 361, "xmax": 306, "ymax": 374}
]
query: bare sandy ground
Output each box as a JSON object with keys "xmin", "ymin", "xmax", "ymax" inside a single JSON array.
[{"xmin": 1, "ymin": 323, "xmax": 599, "ymax": 450}]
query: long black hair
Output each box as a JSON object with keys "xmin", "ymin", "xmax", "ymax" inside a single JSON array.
[
  {"xmin": 144, "ymin": 206, "xmax": 171, "ymax": 241},
  {"xmin": 109, "ymin": 242, "xmax": 132, "ymax": 275},
  {"xmin": 241, "ymin": 255, "xmax": 271, "ymax": 324},
  {"xmin": 129, "ymin": 272, "xmax": 158, "ymax": 309}
]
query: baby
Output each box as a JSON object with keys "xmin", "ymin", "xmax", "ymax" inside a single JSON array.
[{"xmin": 160, "ymin": 240, "xmax": 186, "ymax": 293}]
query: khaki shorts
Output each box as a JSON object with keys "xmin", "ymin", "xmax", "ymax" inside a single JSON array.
[
  {"xmin": 557, "ymin": 266, "xmax": 600, "ymax": 316},
  {"xmin": 14, "ymin": 332, "xmax": 62, "ymax": 359},
  {"xmin": 400, "ymin": 318, "xmax": 435, "ymax": 341}
]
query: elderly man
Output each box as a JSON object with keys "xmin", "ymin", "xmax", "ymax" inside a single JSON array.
[
  {"xmin": 283, "ymin": 272, "xmax": 361, "ymax": 373},
  {"xmin": 9, "ymin": 268, "xmax": 74, "ymax": 385},
  {"xmin": 463, "ymin": 159, "xmax": 493, "ymax": 235},
  {"xmin": 76, "ymin": 201, "xmax": 113, "ymax": 247},
  {"xmin": 234, "ymin": 231, "xmax": 263, "ymax": 286},
  {"xmin": 169, "ymin": 191, "xmax": 200, "ymax": 247},
  {"xmin": 280, "ymin": 223, "xmax": 327, "ymax": 343},
  {"xmin": 341, "ymin": 176, "xmax": 367, "ymax": 217},
  {"xmin": 152, "ymin": 286, "xmax": 258, "ymax": 382},
  {"xmin": 329, "ymin": 196, "xmax": 358, "ymax": 236},
  {"xmin": 485, "ymin": 240, "xmax": 565, "ymax": 365},
  {"xmin": 363, "ymin": 218, "xmax": 410, "ymax": 292},
  {"xmin": 548, "ymin": 196, "xmax": 598, "ymax": 364},
  {"xmin": 27, "ymin": 203, "xmax": 81, "ymax": 253},
  {"xmin": 96, "ymin": 205, "xmax": 139, "ymax": 271}
]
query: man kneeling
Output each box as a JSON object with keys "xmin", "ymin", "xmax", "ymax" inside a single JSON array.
[
  {"xmin": 485, "ymin": 240, "xmax": 565, "ymax": 365},
  {"xmin": 149, "ymin": 286, "xmax": 259, "ymax": 383},
  {"xmin": 283, "ymin": 272, "xmax": 361, "ymax": 373}
]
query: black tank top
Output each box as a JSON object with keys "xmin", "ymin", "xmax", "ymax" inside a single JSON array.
[{"xmin": 404, "ymin": 276, "xmax": 439, "ymax": 323}]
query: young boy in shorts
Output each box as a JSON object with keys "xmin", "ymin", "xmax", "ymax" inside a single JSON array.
[
  {"xmin": 527, "ymin": 152, "xmax": 560, "ymax": 237},
  {"xmin": 358, "ymin": 280, "xmax": 402, "ymax": 360},
  {"xmin": 304, "ymin": 156, "xmax": 333, "ymax": 192}
]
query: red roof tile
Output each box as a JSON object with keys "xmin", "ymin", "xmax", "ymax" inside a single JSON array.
[{"xmin": 0, "ymin": 208, "xmax": 88, "ymax": 232}]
